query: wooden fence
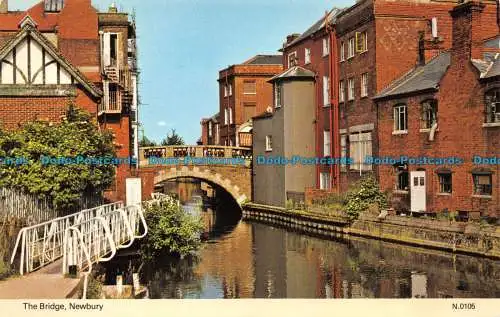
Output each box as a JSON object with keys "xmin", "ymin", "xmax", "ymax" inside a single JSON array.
[{"xmin": 0, "ymin": 188, "xmax": 104, "ymax": 225}]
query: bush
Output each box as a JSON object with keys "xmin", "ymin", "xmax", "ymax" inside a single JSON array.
[
  {"xmin": 141, "ymin": 196, "xmax": 204, "ymax": 260},
  {"xmin": 0, "ymin": 105, "xmax": 115, "ymax": 211},
  {"xmin": 345, "ymin": 177, "xmax": 388, "ymax": 221}
]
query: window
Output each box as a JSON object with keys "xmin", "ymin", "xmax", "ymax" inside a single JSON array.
[
  {"xmin": 208, "ymin": 121, "xmax": 213, "ymax": 137},
  {"xmin": 288, "ymin": 52, "xmax": 297, "ymax": 68},
  {"xmin": 243, "ymin": 103, "xmax": 256, "ymax": 122},
  {"xmin": 348, "ymin": 37, "xmax": 355, "ymax": 58},
  {"xmin": 323, "ymin": 37, "xmax": 330, "ymax": 56},
  {"xmin": 323, "ymin": 130, "xmax": 331, "ymax": 157},
  {"xmin": 340, "ymin": 42, "xmax": 345, "ymax": 62},
  {"xmin": 421, "ymin": 100, "xmax": 438, "ymax": 129},
  {"xmin": 361, "ymin": 73, "xmax": 368, "ymax": 97},
  {"xmin": 349, "ymin": 132, "xmax": 372, "ymax": 171},
  {"xmin": 473, "ymin": 173, "xmax": 492, "ymax": 196},
  {"xmin": 339, "ymin": 80, "xmax": 345, "ymax": 103},
  {"xmin": 103, "ymin": 33, "xmax": 119, "ymax": 67},
  {"xmin": 229, "ymin": 84, "xmax": 233, "ymax": 96},
  {"xmin": 438, "ymin": 173, "xmax": 452, "ymax": 193},
  {"xmin": 229, "ymin": 107, "xmax": 233, "ymax": 124},
  {"xmin": 395, "ymin": 165, "xmax": 409, "ymax": 191},
  {"xmin": 323, "ymin": 76, "xmax": 330, "ymax": 106},
  {"xmin": 275, "ymin": 83, "xmax": 283, "ymax": 108},
  {"xmin": 356, "ymin": 31, "xmax": 368, "ymax": 52},
  {"xmin": 320, "ymin": 173, "xmax": 331, "ymax": 190},
  {"xmin": 485, "ymin": 89, "xmax": 500, "ymax": 123},
  {"xmin": 265, "ymin": 135, "xmax": 273, "ymax": 152},
  {"xmin": 347, "ymin": 78, "xmax": 355, "ymax": 101},
  {"xmin": 305, "ymin": 48, "xmax": 311, "ymax": 64},
  {"xmin": 340, "ymin": 134, "xmax": 347, "ymax": 171},
  {"xmin": 243, "ymin": 80, "xmax": 256, "ymax": 95},
  {"xmin": 393, "ymin": 104, "xmax": 408, "ymax": 132},
  {"xmin": 224, "ymin": 85, "xmax": 228, "ymax": 97},
  {"xmin": 224, "ymin": 108, "xmax": 228, "ymax": 125}
]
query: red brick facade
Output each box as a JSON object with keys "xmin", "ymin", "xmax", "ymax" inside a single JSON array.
[
  {"xmin": 0, "ymin": 1, "xmax": 138, "ymax": 203},
  {"xmin": 217, "ymin": 59, "xmax": 282, "ymax": 146},
  {"xmin": 375, "ymin": 1, "xmax": 500, "ymax": 217}
]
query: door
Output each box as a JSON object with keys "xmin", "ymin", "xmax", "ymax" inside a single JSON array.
[
  {"xmin": 126, "ymin": 178, "xmax": 142, "ymax": 206},
  {"xmin": 410, "ymin": 171, "xmax": 426, "ymax": 212}
]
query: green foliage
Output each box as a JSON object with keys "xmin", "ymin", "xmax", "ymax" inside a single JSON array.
[
  {"xmin": 139, "ymin": 135, "xmax": 157, "ymax": 147},
  {"xmin": 161, "ymin": 129, "xmax": 185, "ymax": 146},
  {"xmin": 141, "ymin": 196, "xmax": 204, "ymax": 259},
  {"xmin": 345, "ymin": 177, "xmax": 388, "ymax": 221},
  {"xmin": 0, "ymin": 105, "xmax": 116, "ymax": 211}
]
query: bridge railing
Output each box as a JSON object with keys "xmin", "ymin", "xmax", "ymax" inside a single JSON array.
[
  {"xmin": 139, "ymin": 145, "xmax": 252, "ymax": 165},
  {"xmin": 10, "ymin": 202, "xmax": 124, "ymax": 275}
]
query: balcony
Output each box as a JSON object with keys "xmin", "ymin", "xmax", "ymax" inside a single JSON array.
[
  {"xmin": 99, "ymin": 87, "xmax": 122, "ymax": 115},
  {"xmin": 104, "ymin": 64, "xmax": 132, "ymax": 92}
]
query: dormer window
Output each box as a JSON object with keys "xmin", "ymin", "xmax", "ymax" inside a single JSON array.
[{"xmin": 485, "ymin": 89, "xmax": 500, "ymax": 124}]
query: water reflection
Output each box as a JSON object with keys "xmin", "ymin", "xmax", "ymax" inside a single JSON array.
[{"xmin": 104, "ymin": 180, "xmax": 500, "ymax": 299}]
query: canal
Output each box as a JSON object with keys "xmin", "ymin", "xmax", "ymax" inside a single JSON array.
[{"xmin": 103, "ymin": 181, "xmax": 500, "ymax": 299}]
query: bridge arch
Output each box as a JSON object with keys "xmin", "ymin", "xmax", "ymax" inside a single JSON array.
[{"xmin": 154, "ymin": 166, "xmax": 249, "ymax": 207}]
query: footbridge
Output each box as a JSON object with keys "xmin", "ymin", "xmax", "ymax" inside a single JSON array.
[
  {"xmin": 8, "ymin": 199, "xmax": 159, "ymax": 298},
  {"xmin": 139, "ymin": 145, "xmax": 253, "ymax": 206}
]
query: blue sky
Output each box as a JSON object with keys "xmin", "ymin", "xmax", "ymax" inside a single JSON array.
[{"xmin": 13, "ymin": 0, "xmax": 354, "ymax": 144}]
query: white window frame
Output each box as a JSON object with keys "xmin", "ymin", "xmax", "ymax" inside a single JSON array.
[
  {"xmin": 304, "ymin": 48, "xmax": 311, "ymax": 64},
  {"xmin": 339, "ymin": 80, "xmax": 345, "ymax": 103},
  {"xmin": 340, "ymin": 134, "xmax": 347, "ymax": 171},
  {"xmin": 229, "ymin": 83, "xmax": 232, "ymax": 96},
  {"xmin": 265, "ymin": 135, "xmax": 273, "ymax": 152},
  {"xmin": 322, "ymin": 37, "xmax": 330, "ymax": 57},
  {"xmin": 340, "ymin": 42, "xmax": 345, "ymax": 62},
  {"xmin": 320, "ymin": 173, "xmax": 331, "ymax": 190},
  {"xmin": 356, "ymin": 31, "xmax": 368, "ymax": 53},
  {"xmin": 361, "ymin": 73, "xmax": 368, "ymax": 97},
  {"xmin": 348, "ymin": 37, "xmax": 355, "ymax": 59},
  {"xmin": 393, "ymin": 104, "xmax": 408, "ymax": 132},
  {"xmin": 224, "ymin": 85, "xmax": 228, "ymax": 97},
  {"xmin": 349, "ymin": 132, "xmax": 372, "ymax": 172},
  {"xmin": 288, "ymin": 51, "xmax": 297, "ymax": 68},
  {"xmin": 348, "ymin": 78, "xmax": 355, "ymax": 101},
  {"xmin": 224, "ymin": 108, "xmax": 229, "ymax": 125},
  {"xmin": 323, "ymin": 76, "xmax": 330, "ymax": 107},
  {"xmin": 208, "ymin": 121, "xmax": 213, "ymax": 137},
  {"xmin": 323, "ymin": 130, "xmax": 331, "ymax": 157},
  {"xmin": 275, "ymin": 83, "xmax": 282, "ymax": 108},
  {"xmin": 229, "ymin": 107, "xmax": 233, "ymax": 125}
]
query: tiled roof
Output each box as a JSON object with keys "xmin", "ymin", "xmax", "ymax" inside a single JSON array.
[
  {"xmin": 374, "ymin": 52, "xmax": 450, "ymax": 100},
  {"xmin": 285, "ymin": 7, "xmax": 344, "ymax": 49},
  {"xmin": 484, "ymin": 35, "xmax": 500, "ymax": 48},
  {"xmin": 244, "ymin": 55, "xmax": 282, "ymax": 65},
  {"xmin": 268, "ymin": 66, "xmax": 315, "ymax": 83}
]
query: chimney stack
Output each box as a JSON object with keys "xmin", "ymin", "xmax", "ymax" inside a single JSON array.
[
  {"xmin": 0, "ymin": 0, "xmax": 8, "ymax": 13},
  {"xmin": 417, "ymin": 31, "xmax": 426, "ymax": 66},
  {"xmin": 286, "ymin": 33, "xmax": 300, "ymax": 45},
  {"xmin": 450, "ymin": 1, "xmax": 485, "ymax": 63}
]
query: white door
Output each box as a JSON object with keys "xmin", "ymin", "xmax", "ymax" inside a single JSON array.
[
  {"xmin": 126, "ymin": 178, "xmax": 142, "ymax": 206},
  {"xmin": 410, "ymin": 171, "xmax": 426, "ymax": 212}
]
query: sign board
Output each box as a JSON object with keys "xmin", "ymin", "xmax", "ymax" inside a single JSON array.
[{"xmin": 126, "ymin": 178, "xmax": 142, "ymax": 206}]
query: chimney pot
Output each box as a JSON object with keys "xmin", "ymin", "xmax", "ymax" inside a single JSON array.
[{"xmin": 286, "ymin": 33, "xmax": 300, "ymax": 45}]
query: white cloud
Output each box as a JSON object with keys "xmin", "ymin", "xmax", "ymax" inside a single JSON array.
[{"xmin": 157, "ymin": 121, "xmax": 167, "ymax": 127}]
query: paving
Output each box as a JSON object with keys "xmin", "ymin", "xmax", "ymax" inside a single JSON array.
[{"xmin": 0, "ymin": 259, "xmax": 81, "ymax": 299}]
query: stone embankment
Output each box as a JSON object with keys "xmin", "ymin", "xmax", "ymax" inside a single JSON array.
[{"xmin": 243, "ymin": 203, "xmax": 500, "ymax": 259}]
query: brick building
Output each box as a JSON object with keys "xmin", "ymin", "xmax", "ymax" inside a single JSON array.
[
  {"xmin": 374, "ymin": 1, "xmax": 500, "ymax": 218},
  {"xmin": 200, "ymin": 112, "xmax": 220, "ymax": 145},
  {"xmin": 0, "ymin": 0, "xmax": 139, "ymax": 202},
  {"xmin": 215, "ymin": 55, "xmax": 282, "ymax": 147}
]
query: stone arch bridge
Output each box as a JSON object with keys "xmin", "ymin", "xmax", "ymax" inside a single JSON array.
[{"xmin": 138, "ymin": 146, "xmax": 252, "ymax": 206}]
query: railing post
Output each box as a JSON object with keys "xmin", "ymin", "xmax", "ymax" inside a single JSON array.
[{"xmin": 195, "ymin": 147, "xmax": 204, "ymax": 157}]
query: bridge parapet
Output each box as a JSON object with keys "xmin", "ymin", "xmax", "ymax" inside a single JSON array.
[{"xmin": 139, "ymin": 145, "xmax": 252, "ymax": 167}]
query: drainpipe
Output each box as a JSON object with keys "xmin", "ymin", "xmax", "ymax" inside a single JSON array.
[
  {"xmin": 315, "ymin": 72, "xmax": 321, "ymax": 189},
  {"xmin": 327, "ymin": 20, "xmax": 341, "ymax": 193}
]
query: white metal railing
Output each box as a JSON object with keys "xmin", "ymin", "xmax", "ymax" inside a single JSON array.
[{"xmin": 10, "ymin": 202, "xmax": 124, "ymax": 275}]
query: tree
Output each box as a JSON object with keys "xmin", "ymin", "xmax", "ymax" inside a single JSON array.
[
  {"xmin": 139, "ymin": 135, "xmax": 157, "ymax": 147},
  {"xmin": 161, "ymin": 129, "xmax": 185, "ymax": 146},
  {"xmin": 0, "ymin": 105, "xmax": 116, "ymax": 211}
]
